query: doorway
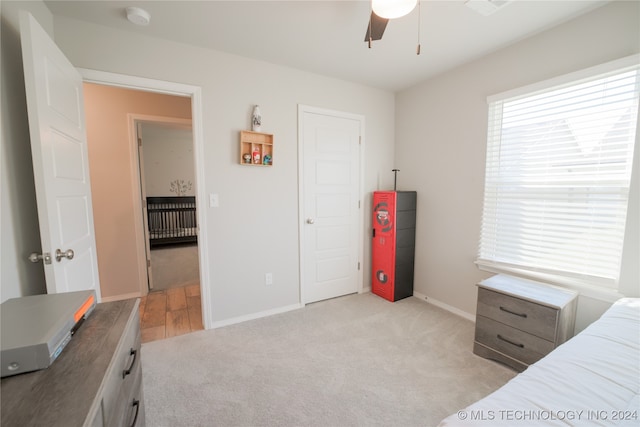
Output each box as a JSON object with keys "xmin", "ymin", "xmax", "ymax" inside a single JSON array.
[
  {"xmin": 298, "ymin": 105, "xmax": 365, "ymax": 304},
  {"xmin": 80, "ymin": 69, "xmax": 211, "ymax": 332},
  {"xmin": 19, "ymin": 12, "xmax": 210, "ymax": 333},
  {"xmin": 137, "ymin": 120, "xmax": 203, "ymax": 341},
  {"xmin": 134, "ymin": 118, "xmax": 198, "ymax": 292}
]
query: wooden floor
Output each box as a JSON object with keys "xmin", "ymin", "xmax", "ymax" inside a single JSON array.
[{"xmin": 139, "ymin": 283, "xmax": 204, "ymax": 343}]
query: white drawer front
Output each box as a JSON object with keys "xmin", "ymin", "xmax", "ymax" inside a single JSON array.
[
  {"xmin": 101, "ymin": 308, "xmax": 141, "ymax": 423},
  {"xmin": 124, "ymin": 367, "xmax": 145, "ymax": 427},
  {"xmin": 109, "ymin": 364, "xmax": 144, "ymax": 427},
  {"xmin": 89, "ymin": 403, "xmax": 104, "ymax": 427},
  {"xmin": 477, "ymin": 288, "xmax": 559, "ymax": 341}
]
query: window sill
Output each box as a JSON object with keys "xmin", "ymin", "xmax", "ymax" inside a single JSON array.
[{"xmin": 475, "ymin": 261, "xmax": 625, "ymax": 304}]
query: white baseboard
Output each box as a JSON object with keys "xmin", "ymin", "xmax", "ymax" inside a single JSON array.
[
  {"xmin": 209, "ymin": 292, "xmax": 472, "ymax": 330},
  {"xmin": 100, "ymin": 292, "xmax": 142, "ymax": 303},
  {"xmin": 210, "ymin": 303, "xmax": 304, "ymax": 329},
  {"xmin": 412, "ymin": 290, "xmax": 475, "ymax": 322}
]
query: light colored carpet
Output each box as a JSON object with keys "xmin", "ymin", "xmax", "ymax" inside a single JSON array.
[
  {"xmin": 150, "ymin": 244, "xmax": 200, "ymax": 291},
  {"xmin": 141, "ymin": 293, "xmax": 516, "ymax": 427}
]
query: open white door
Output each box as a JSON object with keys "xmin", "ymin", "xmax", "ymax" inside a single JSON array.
[{"xmin": 20, "ymin": 12, "xmax": 101, "ymax": 299}]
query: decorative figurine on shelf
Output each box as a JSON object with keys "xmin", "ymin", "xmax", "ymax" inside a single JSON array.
[
  {"xmin": 263, "ymin": 154, "xmax": 272, "ymax": 165},
  {"xmin": 252, "ymin": 105, "xmax": 262, "ymax": 132},
  {"xmin": 243, "ymin": 153, "xmax": 251, "ymax": 164},
  {"xmin": 252, "ymin": 147, "xmax": 261, "ymax": 164}
]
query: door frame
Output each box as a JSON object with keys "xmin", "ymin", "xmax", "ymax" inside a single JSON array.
[
  {"xmin": 129, "ymin": 114, "xmax": 193, "ymax": 292},
  {"xmin": 297, "ymin": 104, "xmax": 366, "ymax": 305},
  {"xmin": 79, "ymin": 68, "xmax": 212, "ymax": 329}
]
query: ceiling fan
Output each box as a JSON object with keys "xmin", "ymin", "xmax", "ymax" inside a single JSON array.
[
  {"xmin": 364, "ymin": 0, "xmax": 419, "ymax": 52},
  {"xmin": 364, "ymin": 12, "xmax": 389, "ymax": 45},
  {"xmin": 364, "ymin": 0, "xmax": 512, "ymax": 51}
]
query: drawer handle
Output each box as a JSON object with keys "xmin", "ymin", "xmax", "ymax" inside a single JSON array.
[
  {"xmin": 122, "ymin": 348, "xmax": 138, "ymax": 379},
  {"xmin": 497, "ymin": 334, "xmax": 525, "ymax": 349},
  {"xmin": 130, "ymin": 399, "xmax": 140, "ymax": 427},
  {"xmin": 499, "ymin": 306, "xmax": 527, "ymax": 318}
]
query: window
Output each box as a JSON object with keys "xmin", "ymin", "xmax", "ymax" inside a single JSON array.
[{"xmin": 477, "ymin": 56, "xmax": 639, "ymax": 290}]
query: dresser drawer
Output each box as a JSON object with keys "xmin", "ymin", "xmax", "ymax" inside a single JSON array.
[
  {"xmin": 477, "ymin": 287, "xmax": 559, "ymax": 341},
  {"xmin": 126, "ymin": 367, "xmax": 145, "ymax": 427},
  {"xmin": 107, "ymin": 349, "xmax": 142, "ymax": 426},
  {"xmin": 109, "ymin": 365, "xmax": 144, "ymax": 427},
  {"xmin": 475, "ymin": 316, "xmax": 553, "ymax": 365},
  {"xmin": 89, "ymin": 403, "xmax": 104, "ymax": 427},
  {"xmin": 101, "ymin": 308, "xmax": 141, "ymax": 423}
]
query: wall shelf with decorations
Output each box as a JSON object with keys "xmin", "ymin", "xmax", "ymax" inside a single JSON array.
[{"xmin": 240, "ymin": 130, "xmax": 273, "ymax": 166}]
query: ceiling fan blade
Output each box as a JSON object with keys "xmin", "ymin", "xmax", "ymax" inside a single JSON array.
[{"xmin": 364, "ymin": 11, "xmax": 388, "ymax": 42}]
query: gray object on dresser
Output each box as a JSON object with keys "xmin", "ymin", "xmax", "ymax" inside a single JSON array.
[
  {"xmin": 1, "ymin": 290, "xmax": 96, "ymax": 377},
  {"xmin": 473, "ymin": 274, "xmax": 578, "ymax": 372},
  {"xmin": 0, "ymin": 298, "xmax": 145, "ymax": 427}
]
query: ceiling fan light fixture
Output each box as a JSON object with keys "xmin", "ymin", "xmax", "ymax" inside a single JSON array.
[{"xmin": 372, "ymin": 0, "xmax": 418, "ymax": 19}]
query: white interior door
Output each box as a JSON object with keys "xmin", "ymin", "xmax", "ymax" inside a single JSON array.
[
  {"xmin": 20, "ymin": 12, "xmax": 101, "ymax": 298},
  {"xmin": 300, "ymin": 106, "xmax": 363, "ymax": 304}
]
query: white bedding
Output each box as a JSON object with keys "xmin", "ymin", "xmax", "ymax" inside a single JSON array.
[{"xmin": 439, "ymin": 298, "xmax": 640, "ymax": 426}]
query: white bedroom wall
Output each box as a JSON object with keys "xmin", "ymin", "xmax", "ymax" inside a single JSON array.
[
  {"xmin": 0, "ymin": 0, "xmax": 53, "ymax": 302},
  {"xmin": 396, "ymin": 1, "xmax": 640, "ymax": 332},
  {"xmin": 51, "ymin": 15, "xmax": 395, "ymax": 324},
  {"xmin": 142, "ymin": 123, "xmax": 195, "ymax": 197}
]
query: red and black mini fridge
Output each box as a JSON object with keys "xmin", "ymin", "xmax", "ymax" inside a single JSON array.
[{"xmin": 372, "ymin": 191, "xmax": 417, "ymax": 302}]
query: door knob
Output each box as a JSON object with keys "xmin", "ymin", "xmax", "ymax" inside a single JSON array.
[
  {"xmin": 306, "ymin": 218, "xmax": 315, "ymax": 224},
  {"xmin": 55, "ymin": 249, "xmax": 74, "ymax": 262},
  {"xmin": 28, "ymin": 252, "xmax": 52, "ymax": 264}
]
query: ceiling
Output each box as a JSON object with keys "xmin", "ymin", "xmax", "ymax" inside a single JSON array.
[{"xmin": 44, "ymin": 0, "xmax": 610, "ymax": 92}]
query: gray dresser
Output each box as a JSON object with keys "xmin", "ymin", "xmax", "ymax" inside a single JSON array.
[
  {"xmin": 1, "ymin": 298, "xmax": 145, "ymax": 426},
  {"xmin": 473, "ymin": 275, "xmax": 578, "ymax": 372}
]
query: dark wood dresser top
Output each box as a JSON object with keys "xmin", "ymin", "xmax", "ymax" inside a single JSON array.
[{"xmin": 1, "ymin": 299, "xmax": 137, "ymax": 426}]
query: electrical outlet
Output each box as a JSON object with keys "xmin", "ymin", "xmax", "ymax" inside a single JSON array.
[{"xmin": 265, "ymin": 273, "xmax": 273, "ymax": 285}]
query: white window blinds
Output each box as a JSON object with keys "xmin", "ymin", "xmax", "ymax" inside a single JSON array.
[{"xmin": 477, "ymin": 58, "xmax": 639, "ymax": 289}]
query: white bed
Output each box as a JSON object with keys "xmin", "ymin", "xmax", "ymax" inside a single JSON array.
[{"xmin": 439, "ymin": 298, "xmax": 640, "ymax": 426}]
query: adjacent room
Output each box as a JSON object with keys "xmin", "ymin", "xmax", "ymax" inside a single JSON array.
[{"xmin": 1, "ymin": 1, "xmax": 638, "ymax": 426}]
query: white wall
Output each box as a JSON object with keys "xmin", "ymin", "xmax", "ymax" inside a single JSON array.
[
  {"xmin": 51, "ymin": 15, "xmax": 395, "ymax": 323},
  {"xmin": 396, "ymin": 1, "xmax": 640, "ymax": 332},
  {"xmin": 142, "ymin": 123, "xmax": 195, "ymax": 197},
  {"xmin": 5, "ymin": 1, "xmax": 636, "ymax": 333},
  {"xmin": 0, "ymin": 1, "xmax": 53, "ymax": 302}
]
